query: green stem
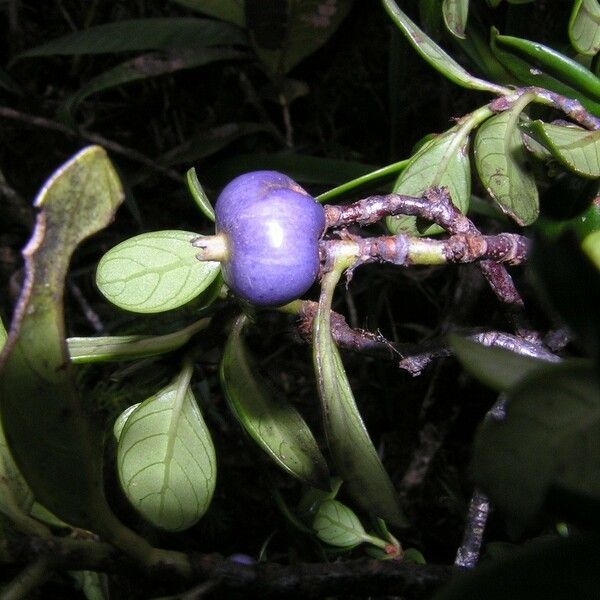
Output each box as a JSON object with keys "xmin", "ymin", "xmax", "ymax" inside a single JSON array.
[{"xmin": 316, "ymin": 159, "xmax": 410, "ymax": 204}]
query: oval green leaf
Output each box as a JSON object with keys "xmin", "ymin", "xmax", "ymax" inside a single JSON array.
[
  {"xmin": 474, "ymin": 101, "xmax": 539, "ymax": 225},
  {"xmin": 220, "ymin": 315, "xmax": 330, "ymax": 490},
  {"xmin": 569, "ymin": 0, "xmax": 600, "ymax": 56},
  {"xmin": 246, "ymin": 0, "xmax": 353, "ymax": 75},
  {"xmin": 449, "ymin": 335, "xmax": 558, "ymax": 393},
  {"xmin": 17, "ymin": 18, "xmax": 247, "ymax": 58},
  {"xmin": 117, "ymin": 363, "xmax": 216, "ymax": 532},
  {"xmin": 387, "ymin": 128, "xmax": 471, "ymax": 236},
  {"xmin": 473, "ymin": 362, "xmax": 600, "ymax": 527},
  {"xmin": 442, "ymin": 0, "xmax": 469, "ymax": 39},
  {"xmin": 313, "ymin": 260, "xmax": 407, "ymax": 528},
  {"xmin": 60, "ymin": 48, "xmax": 244, "ymax": 120},
  {"xmin": 170, "ymin": 0, "xmax": 244, "ymax": 26},
  {"xmin": 0, "ymin": 146, "xmax": 124, "ymax": 530},
  {"xmin": 521, "ymin": 120, "xmax": 600, "ymax": 178},
  {"xmin": 313, "ymin": 499, "xmax": 367, "ymax": 548},
  {"xmin": 382, "ymin": 0, "xmax": 507, "ymax": 94},
  {"xmin": 96, "ymin": 230, "xmax": 220, "ymax": 314}
]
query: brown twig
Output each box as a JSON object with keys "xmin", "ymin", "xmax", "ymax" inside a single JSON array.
[
  {"xmin": 1, "ymin": 534, "xmax": 453, "ymax": 599},
  {"xmin": 325, "ymin": 187, "xmax": 530, "ymax": 331},
  {"xmin": 0, "ymin": 105, "xmax": 183, "ymax": 183},
  {"xmin": 490, "ymin": 88, "xmax": 600, "ymax": 131},
  {"xmin": 297, "ymin": 301, "xmax": 559, "ymax": 375}
]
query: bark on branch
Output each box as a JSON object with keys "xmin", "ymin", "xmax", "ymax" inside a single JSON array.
[{"xmin": 1, "ymin": 534, "xmax": 453, "ymax": 599}]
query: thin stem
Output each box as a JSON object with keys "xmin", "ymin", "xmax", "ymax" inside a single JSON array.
[
  {"xmin": 316, "ymin": 159, "xmax": 411, "ymax": 204},
  {"xmin": 191, "ymin": 233, "xmax": 229, "ymax": 262}
]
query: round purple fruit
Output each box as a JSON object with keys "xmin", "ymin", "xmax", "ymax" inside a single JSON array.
[{"xmin": 214, "ymin": 171, "xmax": 325, "ymax": 306}]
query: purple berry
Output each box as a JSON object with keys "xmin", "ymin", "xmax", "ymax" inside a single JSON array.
[{"xmin": 215, "ymin": 171, "xmax": 326, "ymax": 306}]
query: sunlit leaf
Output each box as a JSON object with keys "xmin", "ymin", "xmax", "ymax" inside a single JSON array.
[
  {"xmin": 0, "ymin": 147, "xmax": 123, "ymax": 529},
  {"xmin": 521, "ymin": 120, "xmax": 600, "ymax": 178},
  {"xmin": 96, "ymin": 230, "xmax": 220, "ymax": 314},
  {"xmin": 169, "ymin": 0, "xmax": 244, "ymax": 27},
  {"xmin": 473, "ymin": 362, "xmax": 600, "ymax": 527},
  {"xmin": 442, "ymin": 0, "xmax": 469, "ymax": 39},
  {"xmin": 117, "ymin": 363, "xmax": 216, "ymax": 531},
  {"xmin": 68, "ymin": 318, "xmax": 210, "ymax": 364},
  {"xmin": 17, "ymin": 18, "xmax": 246, "ymax": 58},
  {"xmin": 60, "ymin": 48, "xmax": 245, "ymax": 118},
  {"xmin": 387, "ymin": 127, "xmax": 471, "ymax": 236},
  {"xmin": 313, "ymin": 259, "xmax": 407, "ymax": 527},
  {"xmin": 382, "ymin": 0, "xmax": 507, "ymax": 94},
  {"xmin": 312, "ymin": 499, "xmax": 367, "ymax": 548},
  {"xmin": 474, "ymin": 99, "xmax": 539, "ymax": 225},
  {"xmin": 449, "ymin": 335, "xmax": 557, "ymax": 393},
  {"xmin": 569, "ymin": 0, "xmax": 600, "ymax": 56},
  {"xmin": 221, "ymin": 314, "xmax": 329, "ymax": 489}
]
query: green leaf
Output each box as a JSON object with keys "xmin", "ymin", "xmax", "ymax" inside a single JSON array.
[
  {"xmin": 205, "ymin": 153, "xmax": 377, "ymax": 187},
  {"xmin": 382, "ymin": 0, "xmax": 507, "ymax": 94},
  {"xmin": 386, "ymin": 127, "xmax": 471, "ymax": 236},
  {"xmin": 221, "ymin": 315, "xmax": 330, "ymax": 490},
  {"xmin": 70, "ymin": 570, "xmax": 109, "ymax": 600},
  {"xmin": 60, "ymin": 48, "xmax": 245, "ymax": 119},
  {"xmin": 96, "ymin": 230, "xmax": 220, "ymax": 314},
  {"xmin": 16, "ymin": 18, "xmax": 247, "ymax": 58},
  {"xmin": 297, "ymin": 477, "xmax": 343, "ymax": 521},
  {"xmin": 186, "ymin": 168, "xmax": 215, "ymax": 222},
  {"xmin": 169, "ymin": 0, "xmax": 244, "ymax": 27},
  {"xmin": 474, "ymin": 98, "xmax": 539, "ymax": 225},
  {"xmin": 313, "ymin": 260, "xmax": 407, "ymax": 527},
  {"xmin": 113, "ymin": 404, "xmax": 140, "ymax": 442},
  {"xmin": 473, "ymin": 362, "xmax": 600, "ymax": 527},
  {"xmin": 449, "ymin": 335, "xmax": 556, "ymax": 393},
  {"xmin": 530, "ymin": 230, "xmax": 600, "ymax": 361},
  {"xmin": 247, "ymin": 0, "xmax": 354, "ymax": 76},
  {"xmin": 117, "ymin": 362, "xmax": 216, "ymax": 531},
  {"xmin": 68, "ymin": 318, "xmax": 210, "ymax": 364},
  {"xmin": 163, "ymin": 122, "xmax": 268, "ymax": 168},
  {"xmin": 490, "ymin": 27, "xmax": 600, "ymax": 115},
  {"xmin": 0, "ymin": 147, "xmax": 124, "ymax": 529},
  {"xmin": 442, "ymin": 0, "xmax": 469, "ymax": 39},
  {"xmin": 569, "ymin": 0, "xmax": 600, "ymax": 56},
  {"xmin": 521, "ymin": 120, "xmax": 600, "ymax": 178},
  {"xmin": 312, "ymin": 499, "xmax": 367, "ymax": 548},
  {"xmin": 582, "ymin": 229, "xmax": 600, "ymax": 269},
  {"xmin": 433, "ymin": 534, "xmax": 600, "ymax": 600}
]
